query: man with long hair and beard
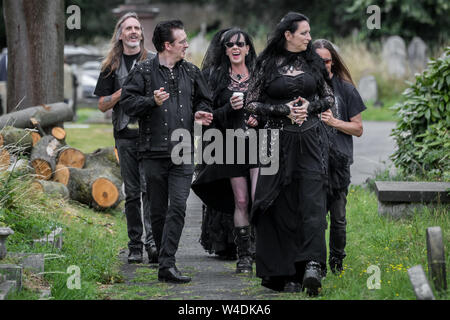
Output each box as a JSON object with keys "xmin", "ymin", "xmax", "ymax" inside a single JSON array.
[{"xmin": 94, "ymin": 12, "xmax": 157, "ymax": 264}]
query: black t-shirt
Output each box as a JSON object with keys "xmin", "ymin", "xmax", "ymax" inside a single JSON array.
[
  {"xmin": 94, "ymin": 53, "xmax": 141, "ymax": 140},
  {"xmin": 330, "ymin": 76, "xmax": 366, "ymax": 164}
]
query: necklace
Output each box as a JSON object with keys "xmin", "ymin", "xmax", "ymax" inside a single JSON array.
[{"xmin": 230, "ymin": 69, "xmax": 248, "ymax": 82}]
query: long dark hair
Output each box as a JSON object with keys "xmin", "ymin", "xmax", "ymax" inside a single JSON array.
[
  {"xmin": 313, "ymin": 39, "xmax": 355, "ymax": 86},
  {"xmin": 254, "ymin": 12, "xmax": 330, "ymax": 89},
  {"xmin": 201, "ymin": 28, "xmax": 257, "ymax": 101}
]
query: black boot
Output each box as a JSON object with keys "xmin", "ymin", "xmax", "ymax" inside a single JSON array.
[
  {"xmin": 329, "ymin": 256, "xmax": 343, "ymax": 274},
  {"xmin": 302, "ymin": 261, "xmax": 322, "ymax": 296},
  {"xmin": 234, "ymin": 226, "xmax": 253, "ymax": 274}
]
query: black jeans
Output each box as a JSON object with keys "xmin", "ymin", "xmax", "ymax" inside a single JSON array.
[
  {"xmin": 142, "ymin": 157, "xmax": 194, "ymax": 269},
  {"xmin": 328, "ymin": 187, "xmax": 348, "ymax": 260},
  {"xmin": 116, "ymin": 138, "xmax": 155, "ymax": 252}
]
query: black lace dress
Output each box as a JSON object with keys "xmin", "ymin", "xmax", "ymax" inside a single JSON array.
[
  {"xmin": 192, "ymin": 74, "xmax": 259, "ymax": 257},
  {"xmin": 245, "ymin": 51, "xmax": 334, "ymax": 289}
]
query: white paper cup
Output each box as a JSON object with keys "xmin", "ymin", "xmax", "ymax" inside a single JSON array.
[{"xmin": 232, "ymin": 92, "xmax": 244, "ymax": 100}]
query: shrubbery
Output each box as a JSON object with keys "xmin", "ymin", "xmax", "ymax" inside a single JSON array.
[{"xmin": 390, "ymin": 47, "xmax": 450, "ymax": 181}]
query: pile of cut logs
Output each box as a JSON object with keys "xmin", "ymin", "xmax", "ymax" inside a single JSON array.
[{"xmin": 0, "ymin": 102, "xmax": 123, "ymax": 211}]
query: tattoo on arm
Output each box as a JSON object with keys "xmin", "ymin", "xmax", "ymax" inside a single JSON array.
[{"xmin": 104, "ymin": 95, "xmax": 112, "ymax": 103}]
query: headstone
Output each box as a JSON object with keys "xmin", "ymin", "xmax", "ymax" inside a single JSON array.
[
  {"xmin": 9, "ymin": 253, "xmax": 45, "ymax": 274},
  {"xmin": 0, "ymin": 227, "xmax": 14, "ymax": 260},
  {"xmin": 0, "ymin": 280, "xmax": 16, "ymax": 300},
  {"xmin": 33, "ymin": 227, "xmax": 63, "ymax": 250},
  {"xmin": 0, "ymin": 264, "xmax": 22, "ymax": 291},
  {"xmin": 357, "ymin": 75, "xmax": 378, "ymax": 104},
  {"xmin": 408, "ymin": 37, "xmax": 428, "ymax": 75},
  {"xmin": 382, "ymin": 36, "xmax": 407, "ymax": 78},
  {"xmin": 408, "ymin": 265, "xmax": 435, "ymax": 300},
  {"xmin": 426, "ymin": 226, "xmax": 447, "ymax": 291}
]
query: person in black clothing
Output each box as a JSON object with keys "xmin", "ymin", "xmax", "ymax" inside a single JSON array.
[
  {"xmin": 120, "ymin": 20, "xmax": 213, "ymax": 284},
  {"xmin": 192, "ymin": 28, "xmax": 259, "ymax": 273},
  {"xmin": 313, "ymin": 39, "xmax": 366, "ymax": 274},
  {"xmin": 245, "ymin": 12, "xmax": 334, "ymax": 295},
  {"xmin": 94, "ymin": 12, "xmax": 158, "ymax": 264}
]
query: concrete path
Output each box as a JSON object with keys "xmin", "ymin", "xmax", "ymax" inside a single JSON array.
[{"xmin": 351, "ymin": 121, "xmax": 397, "ymax": 185}]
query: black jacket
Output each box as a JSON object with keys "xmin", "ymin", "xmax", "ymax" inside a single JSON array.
[{"xmin": 121, "ymin": 55, "xmax": 212, "ymax": 155}]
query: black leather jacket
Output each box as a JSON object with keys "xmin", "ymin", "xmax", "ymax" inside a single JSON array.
[{"xmin": 121, "ymin": 55, "xmax": 212, "ymax": 155}]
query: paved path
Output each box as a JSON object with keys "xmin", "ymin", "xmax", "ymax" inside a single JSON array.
[
  {"xmin": 118, "ymin": 120, "xmax": 398, "ymax": 299},
  {"xmin": 351, "ymin": 121, "xmax": 397, "ymax": 185}
]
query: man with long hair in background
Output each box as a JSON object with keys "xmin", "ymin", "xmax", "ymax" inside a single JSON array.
[{"xmin": 94, "ymin": 12, "xmax": 158, "ymax": 264}]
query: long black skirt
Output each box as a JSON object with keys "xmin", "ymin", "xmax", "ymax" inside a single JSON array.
[{"xmin": 252, "ymin": 123, "xmax": 329, "ymax": 286}]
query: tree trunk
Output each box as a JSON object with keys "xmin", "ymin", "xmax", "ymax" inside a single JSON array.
[
  {"xmin": 30, "ymin": 135, "xmax": 62, "ymax": 180},
  {"xmin": 3, "ymin": 0, "xmax": 65, "ymax": 113},
  {"xmin": 57, "ymin": 146, "xmax": 85, "ymax": 169},
  {"xmin": 0, "ymin": 126, "xmax": 33, "ymax": 154},
  {"xmin": 32, "ymin": 180, "xmax": 69, "ymax": 199},
  {"xmin": 65, "ymin": 167, "xmax": 124, "ymax": 211},
  {"xmin": 0, "ymin": 103, "xmax": 73, "ymax": 130},
  {"xmin": 84, "ymin": 147, "xmax": 121, "ymax": 179}
]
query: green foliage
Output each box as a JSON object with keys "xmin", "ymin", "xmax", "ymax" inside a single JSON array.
[{"xmin": 390, "ymin": 47, "xmax": 450, "ymax": 180}]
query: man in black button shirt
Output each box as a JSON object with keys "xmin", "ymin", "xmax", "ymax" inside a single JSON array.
[
  {"xmin": 121, "ymin": 20, "xmax": 213, "ymax": 283},
  {"xmin": 94, "ymin": 12, "xmax": 157, "ymax": 264}
]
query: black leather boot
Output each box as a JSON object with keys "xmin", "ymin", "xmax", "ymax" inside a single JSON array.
[
  {"xmin": 329, "ymin": 256, "xmax": 343, "ymax": 274},
  {"xmin": 302, "ymin": 261, "xmax": 322, "ymax": 296},
  {"xmin": 233, "ymin": 226, "xmax": 253, "ymax": 274}
]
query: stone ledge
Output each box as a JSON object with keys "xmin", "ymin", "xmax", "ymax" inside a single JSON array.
[
  {"xmin": 374, "ymin": 181, "xmax": 450, "ymax": 203},
  {"xmin": 0, "ymin": 264, "xmax": 22, "ymax": 291},
  {"xmin": 0, "ymin": 280, "xmax": 16, "ymax": 300}
]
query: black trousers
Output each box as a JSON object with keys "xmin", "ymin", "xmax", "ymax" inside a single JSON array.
[
  {"xmin": 115, "ymin": 138, "xmax": 155, "ymax": 252},
  {"xmin": 142, "ymin": 157, "xmax": 194, "ymax": 269},
  {"xmin": 328, "ymin": 187, "xmax": 348, "ymax": 260}
]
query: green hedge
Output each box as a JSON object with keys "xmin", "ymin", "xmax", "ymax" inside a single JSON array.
[{"xmin": 390, "ymin": 47, "xmax": 450, "ymax": 180}]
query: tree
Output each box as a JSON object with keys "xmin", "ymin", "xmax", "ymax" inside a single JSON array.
[{"xmin": 3, "ymin": 0, "xmax": 64, "ymax": 113}]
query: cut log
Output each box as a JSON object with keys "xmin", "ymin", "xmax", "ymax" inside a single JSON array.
[
  {"xmin": 0, "ymin": 126, "xmax": 34, "ymax": 154},
  {"xmin": 6, "ymin": 158, "xmax": 33, "ymax": 174},
  {"xmin": 65, "ymin": 166, "xmax": 124, "ymax": 211},
  {"xmin": 32, "ymin": 180, "xmax": 69, "ymax": 199},
  {"xmin": 0, "ymin": 148, "xmax": 10, "ymax": 171},
  {"xmin": 30, "ymin": 135, "xmax": 62, "ymax": 180},
  {"xmin": 31, "ymin": 132, "xmax": 42, "ymax": 146},
  {"xmin": 84, "ymin": 147, "xmax": 121, "ymax": 179},
  {"xmin": 53, "ymin": 164, "xmax": 70, "ymax": 186},
  {"xmin": 51, "ymin": 127, "xmax": 66, "ymax": 141},
  {"xmin": 57, "ymin": 147, "xmax": 85, "ymax": 169},
  {"xmin": 0, "ymin": 102, "xmax": 73, "ymax": 130}
]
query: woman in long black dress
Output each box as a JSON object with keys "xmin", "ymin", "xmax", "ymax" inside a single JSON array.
[
  {"xmin": 245, "ymin": 12, "xmax": 334, "ymax": 295},
  {"xmin": 192, "ymin": 28, "xmax": 259, "ymax": 274}
]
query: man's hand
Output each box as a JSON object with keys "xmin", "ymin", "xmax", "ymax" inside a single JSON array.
[
  {"xmin": 195, "ymin": 111, "xmax": 213, "ymax": 126},
  {"xmin": 154, "ymin": 87, "xmax": 170, "ymax": 106},
  {"xmin": 321, "ymin": 109, "xmax": 335, "ymax": 126}
]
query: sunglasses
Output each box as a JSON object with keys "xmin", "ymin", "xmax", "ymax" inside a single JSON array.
[
  {"xmin": 322, "ymin": 58, "xmax": 332, "ymax": 64},
  {"xmin": 225, "ymin": 41, "xmax": 246, "ymax": 48}
]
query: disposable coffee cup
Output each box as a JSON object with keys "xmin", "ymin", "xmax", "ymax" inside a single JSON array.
[{"xmin": 232, "ymin": 92, "xmax": 244, "ymax": 100}]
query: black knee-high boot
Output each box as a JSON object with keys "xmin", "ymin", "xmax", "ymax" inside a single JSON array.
[{"xmin": 234, "ymin": 226, "xmax": 253, "ymax": 274}]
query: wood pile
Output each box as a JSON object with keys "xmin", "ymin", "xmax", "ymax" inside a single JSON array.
[{"xmin": 0, "ymin": 102, "xmax": 123, "ymax": 211}]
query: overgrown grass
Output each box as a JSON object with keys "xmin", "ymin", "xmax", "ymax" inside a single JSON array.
[{"xmin": 1, "ymin": 169, "xmax": 128, "ymax": 300}]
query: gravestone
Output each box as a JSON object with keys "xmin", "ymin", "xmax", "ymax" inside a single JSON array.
[
  {"xmin": 357, "ymin": 75, "xmax": 378, "ymax": 104},
  {"xmin": 408, "ymin": 37, "xmax": 428, "ymax": 75},
  {"xmin": 408, "ymin": 265, "xmax": 435, "ymax": 300},
  {"xmin": 374, "ymin": 181, "xmax": 450, "ymax": 218},
  {"xmin": 33, "ymin": 227, "xmax": 63, "ymax": 250},
  {"xmin": 382, "ymin": 36, "xmax": 407, "ymax": 78},
  {"xmin": 426, "ymin": 226, "xmax": 447, "ymax": 292},
  {"xmin": 0, "ymin": 264, "xmax": 22, "ymax": 291}
]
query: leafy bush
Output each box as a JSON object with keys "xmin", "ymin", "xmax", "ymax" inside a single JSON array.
[{"xmin": 390, "ymin": 47, "xmax": 450, "ymax": 180}]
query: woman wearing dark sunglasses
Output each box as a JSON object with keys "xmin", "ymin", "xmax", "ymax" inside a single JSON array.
[
  {"xmin": 245, "ymin": 12, "xmax": 335, "ymax": 295},
  {"xmin": 192, "ymin": 28, "xmax": 259, "ymax": 274}
]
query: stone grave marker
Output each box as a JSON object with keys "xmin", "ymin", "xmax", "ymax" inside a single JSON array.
[
  {"xmin": 408, "ymin": 37, "xmax": 428, "ymax": 75},
  {"xmin": 426, "ymin": 226, "xmax": 447, "ymax": 292},
  {"xmin": 382, "ymin": 36, "xmax": 407, "ymax": 78},
  {"xmin": 358, "ymin": 75, "xmax": 378, "ymax": 104},
  {"xmin": 408, "ymin": 265, "xmax": 435, "ymax": 300}
]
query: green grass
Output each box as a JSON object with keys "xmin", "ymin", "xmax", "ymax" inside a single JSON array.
[
  {"xmin": 362, "ymin": 99, "xmax": 402, "ymax": 122},
  {"xmin": 65, "ymin": 123, "xmax": 115, "ymax": 153}
]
